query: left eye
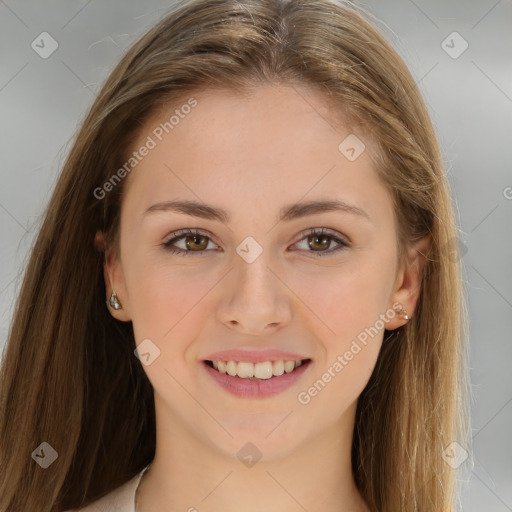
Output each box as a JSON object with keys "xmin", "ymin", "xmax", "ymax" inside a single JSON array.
[
  {"xmin": 292, "ymin": 228, "xmax": 349, "ymax": 256},
  {"xmin": 162, "ymin": 228, "xmax": 349, "ymax": 257}
]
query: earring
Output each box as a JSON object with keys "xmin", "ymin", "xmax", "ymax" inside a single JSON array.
[
  {"xmin": 107, "ymin": 289, "xmax": 122, "ymax": 310},
  {"xmin": 396, "ymin": 306, "xmax": 409, "ymax": 321}
]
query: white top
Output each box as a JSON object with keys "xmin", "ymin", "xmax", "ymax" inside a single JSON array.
[{"xmin": 65, "ymin": 464, "xmax": 151, "ymax": 512}]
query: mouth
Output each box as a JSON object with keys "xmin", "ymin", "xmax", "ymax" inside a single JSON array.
[
  {"xmin": 202, "ymin": 358, "xmax": 312, "ymax": 398},
  {"xmin": 204, "ymin": 359, "xmax": 312, "ymax": 380}
]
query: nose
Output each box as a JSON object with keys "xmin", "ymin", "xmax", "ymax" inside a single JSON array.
[{"xmin": 216, "ymin": 251, "xmax": 292, "ymax": 335}]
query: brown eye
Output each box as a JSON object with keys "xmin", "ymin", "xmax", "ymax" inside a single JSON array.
[
  {"xmin": 307, "ymin": 233, "xmax": 332, "ymax": 252},
  {"xmin": 163, "ymin": 229, "xmax": 218, "ymax": 256},
  {"xmin": 293, "ymin": 228, "xmax": 349, "ymax": 257},
  {"xmin": 184, "ymin": 234, "xmax": 209, "ymax": 251}
]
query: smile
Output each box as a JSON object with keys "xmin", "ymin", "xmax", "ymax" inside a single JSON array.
[
  {"xmin": 202, "ymin": 358, "xmax": 312, "ymax": 398},
  {"xmin": 206, "ymin": 359, "xmax": 307, "ymax": 379}
]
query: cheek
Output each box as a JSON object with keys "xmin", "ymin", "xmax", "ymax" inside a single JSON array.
[
  {"xmin": 297, "ymin": 342, "xmax": 380, "ymax": 419},
  {"xmin": 293, "ymin": 250, "xmax": 397, "ymax": 340},
  {"xmin": 294, "ymin": 263, "xmax": 390, "ymax": 414},
  {"xmin": 123, "ymin": 254, "xmax": 213, "ymax": 353},
  {"xmin": 124, "ymin": 261, "xmax": 220, "ymax": 399},
  {"xmin": 291, "ymin": 248, "xmax": 396, "ymax": 406}
]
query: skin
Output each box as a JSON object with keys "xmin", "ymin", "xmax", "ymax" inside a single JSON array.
[{"xmin": 96, "ymin": 83, "xmax": 428, "ymax": 512}]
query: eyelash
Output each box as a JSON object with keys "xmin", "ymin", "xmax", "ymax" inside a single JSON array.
[{"xmin": 162, "ymin": 227, "xmax": 349, "ymax": 257}]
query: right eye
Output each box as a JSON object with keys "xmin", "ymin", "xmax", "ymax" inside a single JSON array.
[{"xmin": 162, "ymin": 228, "xmax": 220, "ymax": 256}]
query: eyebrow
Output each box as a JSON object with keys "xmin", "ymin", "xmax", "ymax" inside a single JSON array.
[{"xmin": 144, "ymin": 199, "xmax": 371, "ymax": 224}]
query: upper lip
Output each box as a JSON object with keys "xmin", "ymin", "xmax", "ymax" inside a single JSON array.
[{"xmin": 203, "ymin": 348, "xmax": 310, "ymax": 364}]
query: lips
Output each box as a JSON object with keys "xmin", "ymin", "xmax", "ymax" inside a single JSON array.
[
  {"xmin": 203, "ymin": 348, "xmax": 310, "ymax": 364},
  {"xmin": 201, "ymin": 349, "xmax": 312, "ymax": 398}
]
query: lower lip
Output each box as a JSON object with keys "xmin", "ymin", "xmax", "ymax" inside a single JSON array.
[{"xmin": 202, "ymin": 360, "xmax": 312, "ymax": 398}]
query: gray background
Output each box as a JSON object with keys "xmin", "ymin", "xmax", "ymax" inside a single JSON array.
[{"xmin": 1, "ymin": 1, "xmax": 511, "ymax": 510}]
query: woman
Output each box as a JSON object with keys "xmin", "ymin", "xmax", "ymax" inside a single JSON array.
[{"xmin": 0, "ymin": 0, "xmax": 469, "ymax": 511}]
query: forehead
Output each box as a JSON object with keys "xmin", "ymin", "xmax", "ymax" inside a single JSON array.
[{"xmin": 122, "ymin": 83, "xmax": 391, "ymax": 224}]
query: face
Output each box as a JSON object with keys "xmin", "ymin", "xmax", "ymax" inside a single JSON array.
[{"xmin": 102, "ymin": 83, "xmax": 423, "ymax": 461}]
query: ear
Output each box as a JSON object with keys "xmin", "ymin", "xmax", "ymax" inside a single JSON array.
[
  {"xmin": 94, "ymin": 230, "xmax": 132, "ymax": 322},
  {"xmin": 386, "ymin": 235, "xmax": 430, "ymax": 330}
]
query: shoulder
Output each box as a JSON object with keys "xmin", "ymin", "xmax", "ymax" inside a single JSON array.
[{"xmin": 62, "ymin": 471, "xmax": 143, "ymax": 512}]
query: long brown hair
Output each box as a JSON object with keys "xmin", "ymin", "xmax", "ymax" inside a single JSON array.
[{"xmin": 0, "ymin": 0, "xmax": 469, "ymax": 510}]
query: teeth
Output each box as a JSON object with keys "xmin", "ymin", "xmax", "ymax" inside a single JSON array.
[
  {"xmin": 237, "ymin": 362, "xmax": 254, "ymax": 378},
  {"xmin": 272, "ymin": 360, "xmax": 284, "ymax": 376},
  {"xmin": 226, "ymin": 360, "xmax": 237, "ymax": 377},
  {"xmin": 211, "ymin": 359, "xmax": 307, "ymax": 379},
  {"xmin": 284, "ymin": 360, "xmax": 295, "ymax": 373},
  {"xmin": 254, "ymin": 362, "xmax": 273, "ymax": 379}
]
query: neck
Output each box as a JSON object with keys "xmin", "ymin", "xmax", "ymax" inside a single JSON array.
[{"xmin": 136, "ymin": 396, "xmax": 369, "ymax": 512}]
